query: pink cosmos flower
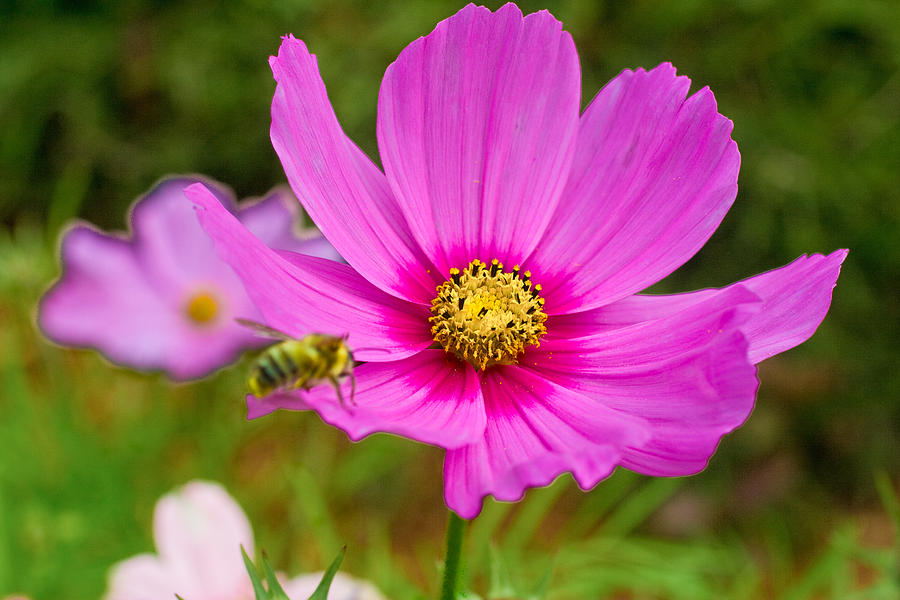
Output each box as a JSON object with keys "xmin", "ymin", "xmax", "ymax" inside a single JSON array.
[
  {"xmin": 187, "ymin": 3, "xmax": 846, "ymax": 519},
  {"xmin": 39, "ymin": 176, "xmax": 340, "ymax": 380},
  {"xmin": 105, "ymin": 480, "xmax": 386, "ymax": 600}
]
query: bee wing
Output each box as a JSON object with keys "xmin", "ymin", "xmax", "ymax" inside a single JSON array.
[
  {"xmin": 351, "ymin": 346, "xmax": 394, "ymax": 355},
  {"xmin": 348, "ymin": 345, "xmax": 394, "ymax": 364},
  {"xmin": 235, "ymin": 318, "xmax": 295, "ymax": 341}
]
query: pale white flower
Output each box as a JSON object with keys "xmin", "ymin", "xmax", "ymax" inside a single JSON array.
[{"xmin": 105, "ymin": 481, "xmax": 385, "ymax": 600}]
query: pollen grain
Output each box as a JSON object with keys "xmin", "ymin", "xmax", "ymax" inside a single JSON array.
[{"xmin": 429, "ymin": 259, "xmax": 547, "ymax": 370}]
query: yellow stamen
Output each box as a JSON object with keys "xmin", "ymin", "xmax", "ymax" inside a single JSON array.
[
  {"xmin": 185, "ymin": 292, "xmax": 219, "ymax": 325},
  {"xmin": 429, "ymin": 259, "xmax": 548, "ymax": 370}
]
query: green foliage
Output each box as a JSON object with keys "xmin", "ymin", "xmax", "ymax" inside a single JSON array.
[
  {"xmin": 242, "ymin": 546, "xmax": 291, "ymax": 600},
  {"xmin": 487, "ymin": 544, "xmax": 553, "ymax": 600},
  {"xmin": 307, "ymin": 547, "xmax": 346, "ymax": 600}
]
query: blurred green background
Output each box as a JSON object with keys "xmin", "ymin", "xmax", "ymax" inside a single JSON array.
[{"xmin": 1, "ymin": 0, "xmax": 898, "ymax": 598}]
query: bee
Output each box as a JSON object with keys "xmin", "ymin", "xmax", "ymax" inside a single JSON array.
[{"xmin": 237, "ymin": 318, "xmax": 356, "ymax": 407}]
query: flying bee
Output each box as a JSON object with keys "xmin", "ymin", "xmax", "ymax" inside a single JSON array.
[{"xmin": 236, "ymin": 318, "xmax": 356, "ymax": 408}]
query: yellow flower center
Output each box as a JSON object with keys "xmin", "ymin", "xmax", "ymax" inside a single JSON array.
[
  {"xmin": 185, "ymin": 291, "xmax": 220, "ymax": 325},
  {"xmin": 430, "ymin": 259, "xmax": 547, "ymax": 370}
]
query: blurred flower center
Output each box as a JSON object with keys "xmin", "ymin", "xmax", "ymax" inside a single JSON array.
[
  {"xmin": 185, "ymin": 291, "xmax": 220, "ymax": 325},
  {"xmin": 430, "ymin": 259, "xmax": 547, "ymax": 370}
]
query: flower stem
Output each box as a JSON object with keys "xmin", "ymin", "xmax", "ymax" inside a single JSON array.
[{"xmin": 439, "ymin": 511, "xmax": 466, "ymax": 600}]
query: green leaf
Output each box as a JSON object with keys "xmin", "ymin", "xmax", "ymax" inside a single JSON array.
[
  {"xmin": 528, "ymin": 557, "xmax": 555, "ymax": 600},
  {"xmin": 242, "ymin": 546, "xmax": 268, "ymax": 600},
  {"xmin": 487, "ymin": 545, "xmax": 516, "ymax": 599},
  {"xmin": 308, "ymin": 546, "xmax": 347, "ymax": 600},
  {"xmin": 874, "ymin": 471, "xmax": 900, "ymax": 549},
  {"xmin": 599, "ymin": 477, "xmax": 682, "ymax": 537},
  {"xmin": 262, "ymin": 552, "xmax": 291, "ymax": 600}
]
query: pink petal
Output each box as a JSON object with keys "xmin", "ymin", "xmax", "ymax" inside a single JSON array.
[
  {"xmin": 131, "ymin": 176, "xmax": 239, "ymax": 298},
  {"xmin": 285, "ymin": 234, "xmax": 345, "ymax": 262},
  {"xmin": 236, "ymin": 186, "xmax": 342, "ymax": 261},
  {"xmin": 528, "ymin": 63, "xmax": 740, "ymax": 313},
  {"xmin": 270, "ymin": 36, "xmax": 437, "ymax": 304},
  {"xmin": 377, "ymin": 4, "xmax": 581, "ymax": 275},
  {"xmin": 38, "ymin": 225, "xmax": 258, "ymax": 380},
  {"xmin": 275, "ymin": 350, "xmax": 485, "ymax": 449},
  {"xmin": 128, "ymin": 177, "xmax": 269, "ymax": 377},
  {"xmin": 38, "ymin": 225, "xmax": 257, "ymax": 380},
  {"xmin": 188, "ymin": 183, "xmax": 432, "ymax": 361},
  {"xmin": 549, "ymin": 250, "xmax": 847, "ymax": 364},
  {"xmin": 529, "ymin": 286, "xmax": 760, "ymax": 476},
  {"xmin": 444, "ymin": 366, "xmax": 650, "ymax": 519},
  {"xmin": 104, "ymin": 554, "xmax": 176, "ymax": 600},
  {"xmin": 246, "ymin": 390, "xmax": 308, "ymax": 419},
  {"xmin": 153, "ymin": 481, "xmax": 254, "ymax": 599},
  {"xmin": 39, "ymin": 225, "xmax": 172, "ymax": 358}
]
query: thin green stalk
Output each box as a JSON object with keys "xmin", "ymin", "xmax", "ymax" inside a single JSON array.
[{"xmin": 439, "ymin": 511, "xmax": 467, "ymax": 600}]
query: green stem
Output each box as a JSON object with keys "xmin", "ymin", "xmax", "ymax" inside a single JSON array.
[{"xmin": 439, "ymin": 511, "xmax": 466, "ymax": 600}]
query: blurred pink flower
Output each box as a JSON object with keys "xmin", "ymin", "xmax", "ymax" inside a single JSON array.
[
  {"xmin": 105, "ymin": 480, "xmax": 385, "ymax": 600},
  {"xmin": 189, "ymin": 3, "xmax": 846, "ymax": 518},
  {"xmin": 39, "ymin": 176, "xmax": 339, "ymax": 380}
]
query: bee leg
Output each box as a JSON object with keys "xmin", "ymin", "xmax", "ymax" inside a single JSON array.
[
  {"xmin": 330, "ymin": 377, "xmax": 352, "ymax": 414},
  {"xmin": 330, "ymin": 377, "xmax": 343, "ymax": 405},
  {"xmin": 291, "ymin": 377, "xmax": 311, "ymax": 392},
  {"xmin": 349, "ymin": 372, "xmax": 357, "ymax": 407}
]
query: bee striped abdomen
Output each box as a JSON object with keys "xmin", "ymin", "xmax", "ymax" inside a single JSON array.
[
  {"xmin": 254, "ymin": 365, "xmax": 275, "ymax": 389},
  {"xmin": 251, "ymin": 356, "xmax": 284, "ymax": 396},
  {"xmin": 267, "ymin": 346, "xmax": 293, "ymax": 380},
  {"xmin": 274, "ymin": 345, "xmax": 300, "ymax": 377},
  {"xmin": 264, "ymin": 355, "xmax": 283, "ymax": 378}
]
